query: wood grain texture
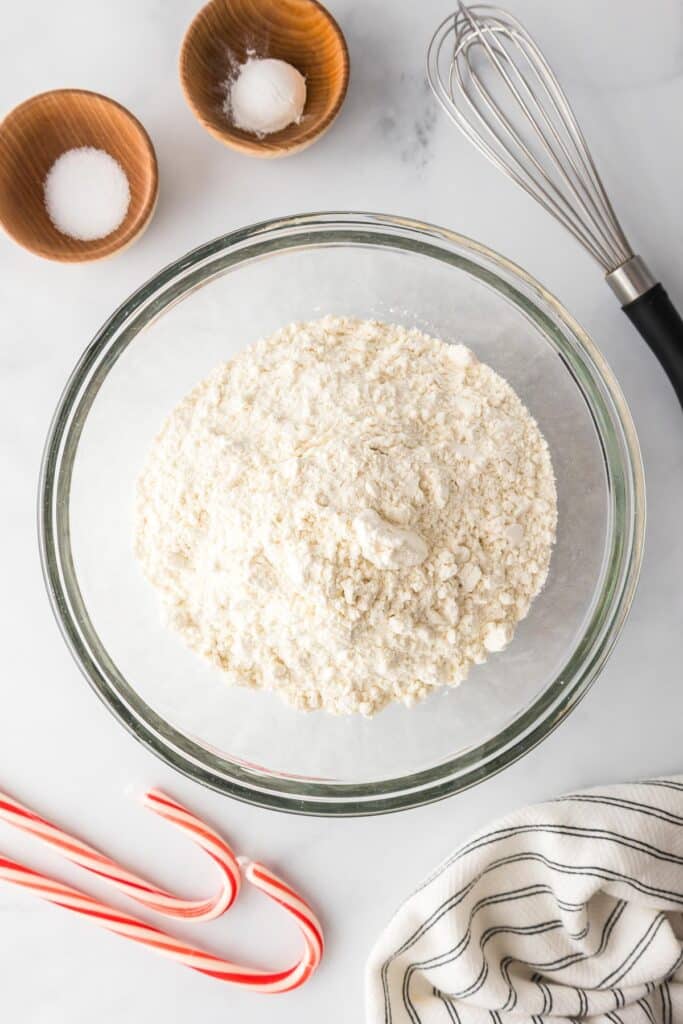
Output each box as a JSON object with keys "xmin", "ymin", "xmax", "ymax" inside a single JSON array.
[
  {"xmin": 0, "ymin": 89, "xmax": 158, "ymax": 262},
  {"xmin": 179, "ymin": 0, "xmax": 349, "ymax": 158}
]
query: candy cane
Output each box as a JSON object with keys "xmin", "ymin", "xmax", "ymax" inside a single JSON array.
[
  {"xmin": 0, "ymin": 788, "xmax": 240, "ymax": 921},
  {"xmin": 0, "ymin": 854, "xmax": 323, "ymax": 992},
  {"xmin": 0, "ymin": 789, "xmax": 323, "ymax": 992}
]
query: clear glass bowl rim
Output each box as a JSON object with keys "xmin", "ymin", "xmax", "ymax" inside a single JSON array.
[{"xmin": 38, "ymin": 211, "xmax": 645, "ymax": 816}]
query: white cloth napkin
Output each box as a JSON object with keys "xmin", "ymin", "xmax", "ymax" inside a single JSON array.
[{"xmin": 367, "ymin": 778, "xmax": 683, "ymax": 1023}]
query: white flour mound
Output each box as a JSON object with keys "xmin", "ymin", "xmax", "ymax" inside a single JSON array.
[{"xmin": 134, "ymin": 317, "xmax": 557, "ymax": 716}]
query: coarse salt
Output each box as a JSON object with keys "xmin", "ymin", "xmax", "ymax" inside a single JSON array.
[{"xmin": 43, "ymin": 147, "xmax": 130, "ymax": 241}]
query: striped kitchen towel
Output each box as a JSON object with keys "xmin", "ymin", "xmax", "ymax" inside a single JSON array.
[{"xmin": 367, "ymin": 777, "xmax": 683, "ymax": 1023}]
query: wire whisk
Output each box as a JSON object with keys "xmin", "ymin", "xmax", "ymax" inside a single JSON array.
[{"xmin": 427, "ymin": 3, "xmax": 683, "ymax": 406}]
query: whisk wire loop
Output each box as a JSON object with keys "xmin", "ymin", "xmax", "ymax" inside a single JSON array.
[
  {"xmin": 427, "ymin": 3, "xmax": 633, "ymax": 271},
  {"xmin": 451, "ymin": 28, "xmax": 616, "ymax": 266},
  {"xmin": 462, "ymin": 15, "xmax": 623, "ymax": 264}
]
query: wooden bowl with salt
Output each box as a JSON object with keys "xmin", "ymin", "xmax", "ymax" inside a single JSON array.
[
  {"xmin": 0, "ymin": 89, "xmax": 158, "ymax": 262},
  {"xmin": 180, "ymin": 0, "xmax": 350, "ymax": 158}
]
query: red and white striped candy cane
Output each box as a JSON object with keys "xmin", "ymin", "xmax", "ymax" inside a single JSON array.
[
  {"xmin": 0, "ymin": 788, "xmax": 323, "ymax": 992},
  {"xmin": 0, "ymin": 788, "xmax": 240, "ymax": 921},
  {"xmin": 0, "ymin": 854, "xmax": 323, "ymax": 992}
]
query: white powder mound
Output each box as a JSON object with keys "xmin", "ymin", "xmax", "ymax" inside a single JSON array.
[
  {"xmin": 134, "ymin": 317, "xmax": 557, "ymax": 716},
  {"xmin": 228, "ymin": 58, "xmax": 306, "ymax": 136}
]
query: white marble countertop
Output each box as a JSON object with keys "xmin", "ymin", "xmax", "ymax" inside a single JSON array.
[{"xmin": 1, "ymin": 1, "xmax": 682, "ymax": 1020}]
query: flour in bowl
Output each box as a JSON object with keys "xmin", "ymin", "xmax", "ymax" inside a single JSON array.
[{"xmin": 134, "ymin": 317, "xmax": 557, "ymax": 715}]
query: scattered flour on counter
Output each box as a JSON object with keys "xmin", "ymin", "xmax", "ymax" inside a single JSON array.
[{"xmin": 134, "ymin": 317, "xmax": 557, "ymax": 716}]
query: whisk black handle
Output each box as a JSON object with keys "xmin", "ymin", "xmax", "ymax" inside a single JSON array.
[
  {"xmin": 607, "ymin": 257, "xmax": 683, "ymax": 408},
  {"xmin": 622, "ymin": 284, "xmax": 683, "ymax": 408}
]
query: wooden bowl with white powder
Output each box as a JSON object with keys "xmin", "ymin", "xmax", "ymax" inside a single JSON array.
[
  {"xmin": 179, "ymin": 0, "xmax": 349, "ymax": 158},
  {"xmin": 0, "ymin": 89, "xmax": 158, "ymax": 262}
]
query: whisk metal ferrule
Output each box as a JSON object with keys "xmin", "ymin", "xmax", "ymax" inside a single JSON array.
[{"xmin": 605, "ymin": 256, "xmax": 657, "ymax": 306}]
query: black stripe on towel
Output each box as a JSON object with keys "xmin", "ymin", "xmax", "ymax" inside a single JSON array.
[{"xmin": 598, "ymin": 913, "xmax": 666, "ymax": 988}]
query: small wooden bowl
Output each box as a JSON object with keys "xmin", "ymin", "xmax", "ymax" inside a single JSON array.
[
  {"xmin": 180, "ymin": 0, "xmax": 349, "ymax": 158},
  {"xmin": 0, "ymin": 89, "xmax": 158, "ymax": 262}
]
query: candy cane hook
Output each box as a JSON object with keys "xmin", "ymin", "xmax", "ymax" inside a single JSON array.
[{"xmin": 0, "ymin": 787, "xmax": 240, "ymax": 921}]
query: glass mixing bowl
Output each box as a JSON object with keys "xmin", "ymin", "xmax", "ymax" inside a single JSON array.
[{"xmin": 39, "ymin": 212, "xmax": 644, "ymax": 815}]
